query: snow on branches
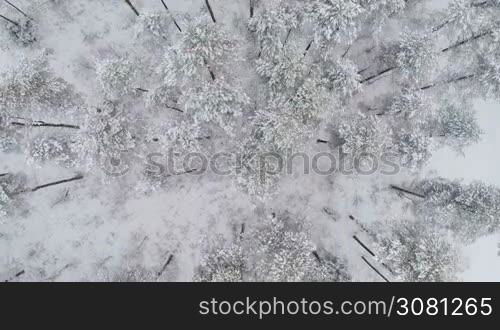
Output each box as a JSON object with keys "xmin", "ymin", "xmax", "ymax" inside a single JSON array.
[
  {"xmin": 338, "ymin": 114, "xmax": 388, "ymax": 156},
  {"xmin": 383, "ymin": 30, "xmax": 437, "ymax": 84},
  {"xmin": 319, "ymin": 57, "xmax": 362, "ymax": 100},
  {"xmin": 305, "ymin": 0, "xmax": 364, "ymax": 45},
  {"xmin": 96, "ymin": 57, "xmax": 138, "ymax": 100},
  {"xmin": 374, "ymin": 219, "xmax": 460, "ymax": 282},
  {"xmin": 0, "ymin": 52, "xmax": 78, "ymax": 114},
  {"xmin": 435, "ymin": 103, "xmax": 483, "ymax": 151},
  {"xmin": 166, "ymin": 15, "xmax": 236, "ymax": 80},
  {"xmin": 184, "ymin": 79, "xmax": 249, "ymax": 135},
  {"xmin": 416, "ymin": 178, "xmax": 500, "ymax": 242},
  {"xmin": 195, "ymin": 213, "xmax": 350, "ymax": 282}
]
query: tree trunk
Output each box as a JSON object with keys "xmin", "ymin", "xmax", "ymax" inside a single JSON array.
[
  {"xmin": 342, "ymin": 44, "xmax": 352, "ymax": 58},
  {"xmin": 31, "ymin": 175, "xmax": 84, "ymax": 193},
  {"xmin": 0, "ymin": 13, "xmax": 19, "ymax": 26},
  {"xmin": 420, "ymin": 73, "xmax": 475, "ymax": 91},
  {"xmin": 166, "ymin": 105, "xmax": 184, "ymax": 113},
  {"xmin": 205, "ymin": 0, "xmax": 217, "ymax": 23},
  {"xmin": 360, "ymin": 66, "xmax": 397, "ymax": 84},
  {"xmin": 157, "ymin": 254, "xmax": 174, "ymax": 277},
  {"xmin": 432, "ymin": 18, "xmax": 452, "ymax": 33},
  {"xmin": 312, "ymin": 251, "xmax": 322, "ymax": 263},
  {"xmin": 11, "ymin": 121, "xmax": 80, "ymax": 129},
  {"xmin": 160, "ymin": 0, "xmax": 182, "ymax": 32},
  {"xmin": 361, "ymin": 256, "xmax": 390, "ymax": 282},
  {"xmin": 304, "ymin": 40, "xmax": 314, "ymax": 56},
  {"xmin": 250, "ymin": 0, "xmax": 255, "ymax": 18},
  {"xmin": 124, "ymin": 0, "xmax": 140, "ymax": 16},
  {"xmin": 283, "ymin": 28, "xmax": 292, "ymax": 47},
  {"xmin": 353, "ymin": 235, "xmax": 376, "ymax": 257},
  {"xmin": 317, "ymin": 139, "xmax": 329, "ymax": 144},
  {"xmin": 4, "ymin": 1, "xmax": 31, "ymax": 20},
  {"xmin": 390, "ymin": 184, "xmax": 425, "ymax": 198},
  {"xmin": 357, "ymin": 66, "xmax": 370, "ymax": 75},
  {"xmin": 203, "ymin": 58, "xmax": 216, "ymax": 81},
  {"xmin": 12, "ymin": 174, "xmax": 84, "ymax": 196},
  {"xmin": 208, "ymin": 68, "xmax": 216, "ymax": 81},
  {"xmin": 441, "ymin": 30, "xmax": 492, "ymax": 53}
]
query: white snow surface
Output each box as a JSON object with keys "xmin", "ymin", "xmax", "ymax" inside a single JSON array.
[{"xmin": 0, "ymin": 0, "xmax": 498, "ymax": 282}]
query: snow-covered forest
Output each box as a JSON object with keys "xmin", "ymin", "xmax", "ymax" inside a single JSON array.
[{"xmin": 1, "ymin": 0, "xmax": 499, "ymax": 282}]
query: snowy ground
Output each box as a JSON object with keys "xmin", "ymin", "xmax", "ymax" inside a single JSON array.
[{"xmin": 1, "ymin": 0, "xmax": 499, "ymax": 282}]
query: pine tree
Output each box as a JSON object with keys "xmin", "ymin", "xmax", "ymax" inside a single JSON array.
[
  {"xmin": 338, "ymin": 114, "xmax": 388, "ymax": 156},
  {"xmin": 166, "ymin": 15, "xmax": 236, "ymax": 80},
  {"xmin": 195, "ymin": 213, "xmax": 350, "ymax": 282},
  {"xmin": 234, "ymin": 138, "xmax": 282, "ymax": 200},
  {"xmin": 363, "ymin": 30, "xmax": 437, "ymax": 84},
  {"xmin": 82, "ymin": 101, "xmax": 137, "ymax": 170},
  {"xmin": 391, "ymin": 128, "xmax": 433, "ymax": 169},
  {"xmin": 0, "ymin": 52, "xmax": 78, "ymax": 113},
  {"xmin": 184, "ymin": 79, "xmax": 249, "ymax": 136},
  {"xmin": 0, "ymin": 184, "xmax": 12, "ymax": 219},
  {"xmin": 374, "ymin": 219, "xmax": 460, "ymax": 282},
  {"xmin": 318, "ymin": 56, "xmax": 362, "ymax": 101},
  {"xmin": 134, "ymin": 12, "xmax": 171, "ymax": 42},
  {"xmin": 96, "ymin": 57, "xmax": 138, "ymax": 100},
  {"xmin": 435, "ymin": 103, "xmax": 483, "ymax": 151},
  {"xmin": 27, "ymin": 134, "xmax": 79, "ymax": 168},
  {"xmin": 416, "ymin": 178, "xmax": 500, "ymax": 241},
  {"xmin": 195, "ymin": 236, "xmax": 246, "ymax": 282},
  {"xmin": 305, "ymin": 0, "xmax": 364, "ymax": 45}
]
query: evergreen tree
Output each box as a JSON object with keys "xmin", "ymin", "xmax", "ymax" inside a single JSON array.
[
  {"xmin": 416, "ymin": 178, "xmax": 500, "ymax": 241},
  {"xmin": 374, "ymin": 219, "xmax": 460, "ymax": 282}
]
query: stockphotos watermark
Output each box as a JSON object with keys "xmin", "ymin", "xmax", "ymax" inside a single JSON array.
[{"xmin": 101, "ymin": 148, "xmax": 401, "ymax": 178}]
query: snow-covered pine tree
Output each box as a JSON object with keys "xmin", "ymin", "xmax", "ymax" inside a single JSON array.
[
  {"xmin": 82, "ymin": 101, "xmax": 138, "ymax": 173},
  {"xmin": 96, "ymin": 57, "xmax": 138, "ymax": 100},
  {"xmin": 362, "ymin": 30, "xmax": 437, "ymax": 84},
  {"xmin": 195, "ymin": 236, "xmax": 246, "ymax": 282},
  {"xmin": 305, "ymin": 0, "xmax": 364, "ymax": 46},
  {"xmin": 195, "ymin": 212, "xmax": 350, "ymax": 282},
  {"xmin": 318, "ymin": 56, "xmax": 362, "ymax": 101},
  {"xmin": 390, "ymin": 128, "xmax": 433, "ymax": 169},
  {"xmin": 338, "ymin": 114, "xmax": 389, "ymax": 157},
  {"xmin": 373, "ymin": 219, "xmax": 460, "ymax": 282},
  {"xmin": 435, "ymin": 103, "xmax": 483, "ymax": 152},
  {"xmin": 0, "ymin": 183, "xmax": 12, "ymax": 219},
  {"xmin": 165, "ymin": 15, "xmax": 236, "ymax": 81},
  {"xmin": 0, "ymin": 52, "xmax": 79, "ymax": 114},
  {"xmin": 416, "ymin": 178, "xmax": 500, "ymax": 241},
  {"xmin": 0, "ymin": 5, "xmax": 36, "ymax": 46},
  {"xmin": 27, "ymin": 133, "xmax": 79, "ymax": 168},
  {"xmin": 248, "ymin": 1, "xmax": 302, "ymax": 59},
  {"xmin": 184, "ymin": 79, "xmax": 249, "ymax": 136},
  {"xmin": 234, "ymin": 137, "xmax": 282, "ymax": 200}
]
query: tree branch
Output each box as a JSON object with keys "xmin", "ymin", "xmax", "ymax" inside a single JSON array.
[
  {"xmin": 360, "ymin": 66, "xmax": 397, "ymax": 84},
  {"xmin": 441, "ymin": 30, "xmax": 492, "ymax": 53},
  {"xmin": 205, "ymin": 0, "xmax": 216, "ymax": 23},
  {"xmin": 12, "ymin": 174, "xmax": 84, "ymax": 196},
  {"xmin": 250, "ymin": 0, "xmax": 255, "ymax": 18},
  {"xmin": 123, "ymin": 0, "xmax": 140, "ymax": 16},
  {"xmin": 390, "ymin": 184, "xmax": 425, "ymax": 198},
  {"xmin": 4, "ymin": 1, "xmax": 31, "ymax": 20},
  {"xmin": 160, "ymin": 0, "xmax": 182, "ymax": 32},
  {"xmin": 361, "ymin": 256, "xmax": 390, "ymax": 282},
  {"xmin": 420, "ymin": 74, "xmax": 475, "ymax": 91},
  {"xmin": 0, "ymin": 13, "xmax": 19, "ymax": 26},
  {"xmin": 11, "ymin": 121, "xmax": 80, "ymax": 129}
]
